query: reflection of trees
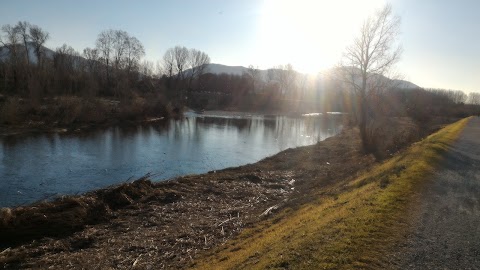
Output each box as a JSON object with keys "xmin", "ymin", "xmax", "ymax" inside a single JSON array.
[
  {"xmin": 151, "ymin": 119, "xmax": 172, "ymax": 135},
  {"xmin": 264, "ymin": 115, "xmax": 344, "ymax": 149},
  {"xmin": 262, "ymin": 117, "xmax": 277, "ymax": 129},
  {"xmin": 115, "ymin": 125, "xmax": 140, "ymax": 139},
  {"xmin": 196, "ymin": 117, "xmax": 253, "ymax": 133}
]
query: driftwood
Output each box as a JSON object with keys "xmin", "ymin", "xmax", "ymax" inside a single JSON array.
[{"xmin": 260, "ymin": 205, "xmax": 279, "ymax": 217}]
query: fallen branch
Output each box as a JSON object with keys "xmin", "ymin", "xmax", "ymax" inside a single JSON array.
[{"xmin": 260, "ymin": 205, "xmax": 279, "ymax": 217}]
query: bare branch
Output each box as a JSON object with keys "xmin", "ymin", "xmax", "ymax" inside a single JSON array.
[{"xmin": 339, "ymin": 4, "xmax": 402, "ymax": 153}]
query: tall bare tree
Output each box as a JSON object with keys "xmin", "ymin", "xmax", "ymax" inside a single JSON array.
[
  {"xmin": 173, "ymin": 45, "xmax": 189, "ymax": 81},
  {"xmin": 162, "ymin": 48, "xmax": 175, "ymax": 78},
  {"xmin": 29, "ymin": 24, "xmax": 49, "ymax": 67},
  {"xmin": 1, "ymin": 24, "xmax": 21, "ymax": 90},
  {"xmin": 96, "ymin": 29, "xmax": 114, "ymax": 85},
  {"xmin": 124, "ymin": 36, "xmax": 145, "ymax": 74},
  {"xmin": 1, "ymin": 25, "xmax": 20, "ymax": 59},
  {"xmin": 16, "ymin": 21, "xmax": 31, "ymax": 65},
  {"xmin": 187, "ymin": 48, "xmax": 210, "ymax": 89},
  {"xmin": 341, "ymin": 4, "xmax": 402, "ymax": 153},
  {"xmin": 244, "ymin": 65, "xmax": 262, "ymax": 94},
  {"xmin": 112, "ymin": 30, "xmax": 128, "ymax": 71}
]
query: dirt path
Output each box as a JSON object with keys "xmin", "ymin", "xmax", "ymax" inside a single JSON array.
[{"xmin": 389, "ymin": 117, "xmax": 480, "ymax": 269}]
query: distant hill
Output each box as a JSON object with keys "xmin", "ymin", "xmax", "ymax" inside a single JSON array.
[
  {"xmin": 200, "ymin": 63, "xmax": 420, "ymax": 89},
  {"xmin": 392, "ymin": 79, "xmax": 419, "ymax": 89},
  {"xmin": 204, "ymin": 63, "xmax": 248, "ymax": 76}
]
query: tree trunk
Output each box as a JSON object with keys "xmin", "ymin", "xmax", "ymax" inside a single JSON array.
[
  {"xmin": 359, "ymin": 93, "xmax": 369, "ymax": 153},
  {"xmin": 359, "ymin": 72, "xmax": 370, "ymax": 153}
]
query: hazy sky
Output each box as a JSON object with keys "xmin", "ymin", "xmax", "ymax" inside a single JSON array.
[{"xmin": 1, "ymin": 0, "xmax": 479, "ymax": 92}]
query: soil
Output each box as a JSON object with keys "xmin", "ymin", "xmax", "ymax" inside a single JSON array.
[
  {"xmin": 386, "ymin": 117, "xmax": 480, "ymax": 269},
  {"xmin": 0, "ymin": 117, "xmax": 447, "ymax": 269}
]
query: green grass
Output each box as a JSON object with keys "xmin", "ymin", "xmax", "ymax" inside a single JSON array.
[{"xmin": 192, "ymin": 117, "xmax": 470, "ymax": 270}]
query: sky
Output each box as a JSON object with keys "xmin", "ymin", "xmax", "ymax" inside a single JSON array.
[{"xmin": 1, "ymin": 0, "xmax": 479, "ymax": 93}]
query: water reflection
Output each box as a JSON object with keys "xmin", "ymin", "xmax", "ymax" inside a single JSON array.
[{"xmin": 0, "ymin": 113, "xmax": 343, "ymax": 207}]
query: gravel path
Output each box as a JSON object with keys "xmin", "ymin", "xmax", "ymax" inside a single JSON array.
[{"xmin": 389, "ymin": 117, "xmax": 480, "ymax": 269}]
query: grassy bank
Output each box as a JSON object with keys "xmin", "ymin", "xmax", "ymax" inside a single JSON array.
[{"xmin": 192, "ymin": 117, "xmax": 469, "ymax": 269}]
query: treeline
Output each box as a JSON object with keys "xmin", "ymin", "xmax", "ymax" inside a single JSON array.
[
  {"xmin": 367, "ymin": 87, "xmax": 480, "ymax": 122},
  {"xmin": 187, "ymin": 64, "xmax": 345, "ymax": 113},
  {"xmin": 0, "ymin": 21, "xmax": 479, "ymax": 129},
  {"xmin": 337, "ymin": 85, "xmax": 480, "ymax": 158},
  {"xmin": 0, "ymin": 21, "xmax": 211, "ymax": 127},
  {"xmin": 185, "ymin": 65, "xmax": 480, "ymax": 121}
]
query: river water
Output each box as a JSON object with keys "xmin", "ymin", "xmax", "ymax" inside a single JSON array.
[{"xmin": 0, "ymin": 111, "xmax": 343, "ymax": 207}]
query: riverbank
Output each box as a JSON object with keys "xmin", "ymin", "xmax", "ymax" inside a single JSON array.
[
  {"xmin": 0, "ymin": 117, "xmax": 458, "ymax": 269},
  {"xmin": 0, "ymin": 95, "xmax": 181, "ymax": 137},
  {"xmin": 192, "ymin": 118, "xmax": 469, "ymax": 269}
]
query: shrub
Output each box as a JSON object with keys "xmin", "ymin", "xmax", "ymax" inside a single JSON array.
[{"xmin": 0, "ymin": 98, "xmax": 26, "ymax": 124}]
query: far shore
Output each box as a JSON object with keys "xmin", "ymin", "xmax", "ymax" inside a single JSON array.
[{"xmin": 0, "ymin": 109, "xmax": 345, "ymax": 137}]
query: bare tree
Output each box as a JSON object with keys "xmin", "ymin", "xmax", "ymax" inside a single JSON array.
[
  {"xmin": 29, "ymin": 24, "xmax": 49, "ymax": 67},
  {"xmin": 112, "ymin": 30, "xmax": 128, "ymax": 71},
  {"xmin": 96, "ymin": 29, "xmax": 114, "ymax": 85},
  {"xmin": 161, "ymin": 48, "xmax": 176, "ymax": 93},
  {"xmin": 468, "ymin": 92, "xmax": 480, "ymax": 105},
  {"xmin": 83, "ymin": 47, "xmax": 99, "ymax": 73},
  {"xmin": 280, "ymin": 64, "xmax": 297, "ymax": 97},
  {"xmin": 1, "ymin": 24, "xmax": 21, "ymax": 89},
  {"xmin": 124, "ymin": 36, "xmax": 145, "ymax": 74},
  {"xmin": 427, "ymin": 89, "xmax": 467, "ymax": 104},
  {"xmin": 173, "ymin": 45, "xmax": 189, "ymax": 80},
  {"xmin": 1, "ymin": 25, "xmax": 20, "ymax": 59},
  {"xmin": 162, "ymin": 48, "xmax": 175, "ymax": 78},
  {"xmin": 187, "ymin": 48, "xmax": 210, "ymax": 88},
  {"xmin": 53, "ymin": 44, "xmax": 80, "ymax": 94},
  {"xmin": 155, "ymin": 59, "xmax": 164, "ymax": 79},
  {"xmin": 16, "ymin": 21, "xmax": 31, "ymax": 65},
  {"xmin": 54, "ymin": 44, "xmax": 78, "ymax": 72},
  {"xmin": 244, "ymin": 65, "xmax": 262, "ymax": 94},
  {"xmin": 271, "ymin": 64, "xmax": 297, "ymax": 96},
  {"xmin": 450, "ymin": 90, "xmax": 467, "ymax": 104},
  {"xmin": 140, "ymin": 60, "xmax": 154, "ymax": 77},
  {"xmin": 341, "ymin": 4, "xmax": 402, "ymax": 153}
]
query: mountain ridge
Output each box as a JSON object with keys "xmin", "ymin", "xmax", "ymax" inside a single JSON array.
[{"xmin": 203, "ymin": 63, "xmax": 420, "ymax": 89}]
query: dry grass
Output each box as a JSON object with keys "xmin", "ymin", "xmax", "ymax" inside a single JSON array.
[{"xmin": 191, "ymin": 117, "xmax": 469, "ymax": 270}]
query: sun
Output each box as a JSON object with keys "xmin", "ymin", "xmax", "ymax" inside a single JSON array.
[{"xmin": 254, "ymin": 0, "xmax": 385, "ymax": 74}]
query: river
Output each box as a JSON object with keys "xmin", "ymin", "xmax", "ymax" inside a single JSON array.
[{"xmin": 0, "ymin": 111, "xmax": 343, "ymax": 207}]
